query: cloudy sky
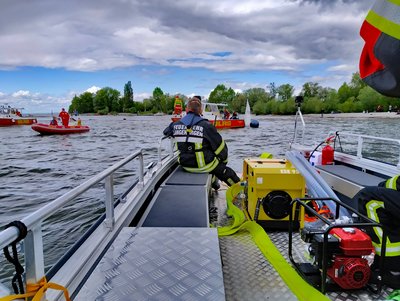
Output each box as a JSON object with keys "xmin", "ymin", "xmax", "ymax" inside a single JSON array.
[{"xmin": 0, "ymin": 0, "xmax": 373, "ymax": 113}]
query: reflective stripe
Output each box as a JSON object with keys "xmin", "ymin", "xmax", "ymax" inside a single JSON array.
[
  {"xmin": 175, "ymin": 136, "xmax": 202, "ymax": 143},
  {"xmin": 215, "ymin": 140, "xmax": 225, "ymax": 155},
  {"xmin": 372, "ymin": 242, "xmax": 400, "ymax": 256},
  {"xmin": 385, "ymin": 175, "xmax": 399, "ymax": 190},
  {"xmin": 195, "ymin": 143, "xmax": 205, "ymax": 167},
  {"xmin": 372, "ymin": 0, "xmax": 400, "ymax": 24},
  {"xmin": 227, "ymin": 178, "xmax": 235, "ymax": 185},
  {"xmin": 183, "ymin": 157, "xmax": 219, "ymax": 173},
  {"xmin": 366, "ymin": 0, "xmax": 400, "ymax": 39},
  {"xmin": 366, "ymin": 200, "xmax": 400, "ymax": 256}
]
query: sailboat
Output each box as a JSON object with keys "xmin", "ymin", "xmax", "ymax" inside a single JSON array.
[{"xmin": 245, "ymin": 99, "xmax": 259, "ymax": 128}]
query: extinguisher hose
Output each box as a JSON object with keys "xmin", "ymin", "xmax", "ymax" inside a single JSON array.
[
  {"xmin": 307, "ymin": 140, "xmax": 326, "ymax": 162},
  {"xmin": 308, "ymin": 132, "xmax": 342, "ymax": 162}
]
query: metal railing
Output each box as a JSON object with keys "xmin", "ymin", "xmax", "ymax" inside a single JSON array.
[
  {"xmin": 0, "ymin": 136, "xmax": 175, "ymax": 289},
  {"xmin": 332, "ymin": 131, "xmax": 400, "ymax": 168}
]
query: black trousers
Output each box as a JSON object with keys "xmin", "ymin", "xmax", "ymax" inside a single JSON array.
[
  {"xmin": 211, "ymin": 162, "xmax": 240, "ymax": 186},
  {"xmin": 355, "ymin": 186, "xmax": 400, "ymax": 271}
]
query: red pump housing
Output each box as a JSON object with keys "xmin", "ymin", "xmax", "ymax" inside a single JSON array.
[{"xmin": 327, "ymin": 227, "xmax": 374, "ymax": 289}]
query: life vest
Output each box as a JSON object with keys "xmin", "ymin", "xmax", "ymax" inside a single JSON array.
[
  {"xmin": 359, "ymin": 0, "xmax": 400, "ymax": 97},
  {"xmin": 171, "ymin": 113, "xmax": 227, "ymax": 173}
]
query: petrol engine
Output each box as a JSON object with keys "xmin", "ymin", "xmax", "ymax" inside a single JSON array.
[{"xmin": 305, "ymin": 226, "xmax": 373, "ymax": 290}]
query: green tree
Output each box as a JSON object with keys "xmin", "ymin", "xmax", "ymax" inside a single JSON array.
[
  {"xmin": 267, "ymin": 82, "xmax": 277, "ymax": 99},
  {"xmin": 152, "ymin": 87, "xmax": 165, "ymax": 113},
  {"xmin": 337, "ymin": 82, "xmax": 356, "ymax": 103},
  {"xmin": 231, "ymin": 93, "xmax": 247, "ymax": 113},
  {"xmin": 277, "ymin": 84, "xmax": 294, "ymax": 101},
  {"xmin": 94, "ymin": 87, "xmax": 121, "ymax": 113},
  {"xmin": 358, "ymin": 86, "xmax": 387, "ymax": 112},
  {"xmin": 209, "ymin": 84, "xmax": 235, "ymax": 105},
  {"xmin": 244, "ymin": 88, "xmax": 269, "ymax": 108},
  {"xmin": 79, "ymin": 92, "xmax": 94, "ymax": 113},
  {"xmin": 349, "ymin": 72, "xmax": 367, "ymax": 92},
  {"xmin": 302, "ymin": 82, "xmax": 321, "ymax": 98},
  {"xmin": 122, "ymin": 81, "xmax": 134, "ymax": 112},
  {"xmin": 301, "ymin": 97, "xmax": 323, "ymax": 114}
]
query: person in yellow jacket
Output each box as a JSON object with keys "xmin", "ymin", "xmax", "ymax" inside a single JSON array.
[
  {"xmin": 356, "ymin": 0, "xmax": 400, "ymax": 289},
  {"xmin": 354, "ymin": 175, "xmax": 400, "ymax": 288},
  {"xmin": 163, "ymin": 96, "xmax": 240, "ymax": 189}
]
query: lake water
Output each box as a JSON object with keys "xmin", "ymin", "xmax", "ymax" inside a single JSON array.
[{"xmin": 1, "ymin": 114, "xmax": 399, "ymax": 282}]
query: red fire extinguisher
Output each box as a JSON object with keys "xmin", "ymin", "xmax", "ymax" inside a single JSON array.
[{"xmin": 321, "ymin": 136, "xmax": 335, "ymax": 165}]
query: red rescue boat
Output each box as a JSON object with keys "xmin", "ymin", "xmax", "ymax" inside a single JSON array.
[
  {"xmin": 31, "ymin": 123, "xmax": 90, "ymax": 135},
  {"xmin": 0, "ymin": 105, "xmax": 37, "ymax": 126},
  {"xmin": 171, "ymin": 101, "xmax": 246, "ymax": 130}
]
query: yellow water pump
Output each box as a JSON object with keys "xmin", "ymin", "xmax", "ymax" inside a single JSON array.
[{"xmin": 242, "ymin": 158, "xmax": 306, "ymax": 229}]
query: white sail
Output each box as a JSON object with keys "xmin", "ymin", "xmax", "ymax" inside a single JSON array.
[{"xmin": 245, "ymin": 99, "xmax": 251, "ymax": 126}]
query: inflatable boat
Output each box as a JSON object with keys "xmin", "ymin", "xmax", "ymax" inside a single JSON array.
[{"xmin": 31, "ymin": 123, "xmax": 90, "ymax": 135}]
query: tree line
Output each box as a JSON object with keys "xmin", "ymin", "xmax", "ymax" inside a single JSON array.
[{"xmin": 68, "ymin": 73, "xmax": 400, "ymax": 116}]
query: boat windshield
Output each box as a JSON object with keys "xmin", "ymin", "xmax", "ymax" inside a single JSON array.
[
  {"xmin": 202, "ymin": 103, "xmax": 228, "ymax": 118},
  {"xmin": 0, "ymin": 105, "xmax": 11, "ymax": 115}
]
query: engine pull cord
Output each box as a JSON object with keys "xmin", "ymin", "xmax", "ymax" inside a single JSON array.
[{"xmin": 3, "ymin": 221, "xmax": 28, "ymax": 294}]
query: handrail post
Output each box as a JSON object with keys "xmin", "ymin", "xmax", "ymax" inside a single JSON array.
[
  {"xmin": 138, "ymin": 152, "xmax": 144, "ymax": 184},
  {"xmin": 169, "ymin": 138, "xmax": 175, "ymax": 156},
  {"xmin": 398, "ymin": 141, "xmax": 400, "ymax": 168},
  {"xmin": 158, "ymin": 138, "xmax": 163, "ymax": 163},
  {"xmin": 104, "ymin": 175, "xmax": 115, "ymax": 229},
  {"xmin": 357, "ymin": 136, "xmax": 363, "ymax": 158},
  {"xmin": 24, "ymin": 224, "xmax": 45, "ymax": 285}
]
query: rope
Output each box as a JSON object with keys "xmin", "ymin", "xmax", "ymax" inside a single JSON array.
[
  {"xmin": 0, "ymin": 277, "xmax": 70, "ymax": 301},
  {"xmin": 1, "ymin": 222, "xmax": 70, "ymax": 301},
  {"xmin": 2, "ymin": 221, "xmax": 28, "ymax": 294},
  {"xmin": 218, "ymin": 183, "xmax": 330, "ymax": 301}
]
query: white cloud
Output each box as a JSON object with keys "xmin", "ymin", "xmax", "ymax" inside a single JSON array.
[
  {"xmin": 86, "ymin": 86, "xmax": 101, "ymax": 93},
  {"xmin": 134, "ymin": 92, "xmax": 151, "ymax": 102},
  {"xmin": 12, "ymin": 90, "xmax": 31, "ymax": 97}
]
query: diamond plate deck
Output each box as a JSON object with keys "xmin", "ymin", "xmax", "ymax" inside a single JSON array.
[
  {"xmin": 76, "ymin": 227, "xmax": 225, "ymax": 301},
  {"xmin": 211, "ymin": 185, "xmax": 393, "ymax": 301}
]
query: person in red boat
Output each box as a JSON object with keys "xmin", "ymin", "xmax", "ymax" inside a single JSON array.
[
  {"xmin": 50, "ymin": 116, "xmax": 58, "ymax": 126},
  {"xmin": 59, "ymin": 108, "xmax": 70, "ymax": 127}
]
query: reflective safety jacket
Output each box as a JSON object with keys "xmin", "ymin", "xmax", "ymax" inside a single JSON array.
[
  {"xmin": 364, "ymin": 175, "xmax": 400, "ymax": 258},
  {"xmin": 360, "ymin": 0, "xmax": 400, "ymax": 97},
  {"xmin": 379, "ymin": 174, "xmax": 400, "ymax": 190},
  {"xmin": 163, "ymin": 112, "xmax": 228, "ymax": 173}
]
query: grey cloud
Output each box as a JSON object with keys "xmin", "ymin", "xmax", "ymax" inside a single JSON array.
[{"xmin": 0, "ymin": 0, "xmax": 375, "ymax": 74}]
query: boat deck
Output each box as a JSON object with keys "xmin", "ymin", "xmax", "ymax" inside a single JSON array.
[{"xmin": 75, "ymin": 166, "xmax": 393, "ymax": 301}]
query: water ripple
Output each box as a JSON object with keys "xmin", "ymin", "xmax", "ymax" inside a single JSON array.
[{"xmin": 0, "ymin": 114, "xmax": 399, "ymax": 282}]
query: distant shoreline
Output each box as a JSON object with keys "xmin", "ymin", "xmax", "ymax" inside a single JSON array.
[
  {"xmin": 31, "ymin": 111, "xmax": 400, "ymax": 119},
  {"xmin": 305, "ymin": 112, "xmax": 400, "ymax": 119}
]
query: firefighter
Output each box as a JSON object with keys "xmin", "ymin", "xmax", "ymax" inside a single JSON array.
[
  {"xmin": 357, "ymin": 0, "xmax": 400, "ymax": 288},
  {"xmin": 163, "ymin": 96, "xmax": 240, "ymax": 189},
  {"xmin": 58, "ymin": 108, "xmax": 70, "ymax": 127},
  {"xmin": 359, "ymin": 0, "xmax": 400, "ymax": 97},
  {"xmin": 354, "ymin": 175, "xmax": 400, "ymax": 288}
]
